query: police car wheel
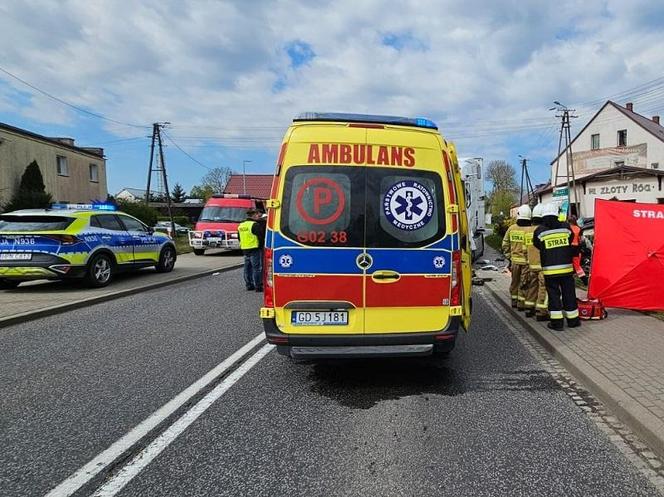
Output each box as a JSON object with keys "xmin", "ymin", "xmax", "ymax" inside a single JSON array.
[
  {"xmin": 156, "ymin": 246, "xmax": 176, "ymax": 273},
  {"xmin": 87, "ymin": 253, "xmax": 114, "ymax": 287},
  {"xmin": 0, "ymin": 279, "xmax": 21, "ymax": 290},
  {"xmin": 193, "ymin": 248, "xmax": 205, "ymax": 256}
]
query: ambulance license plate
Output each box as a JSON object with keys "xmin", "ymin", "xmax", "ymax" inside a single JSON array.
[
  {"xmin": 291, "ymin": 311, "xmax": 348, "ymax": 326},
  {"xmin": 0, "ymin": 253, "xmax": 32, "ymax": 261}
]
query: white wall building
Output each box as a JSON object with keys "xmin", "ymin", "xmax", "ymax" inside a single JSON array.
[{"xmin": 540, "ymin": 101, "xmax": 664, "ymax": 217}]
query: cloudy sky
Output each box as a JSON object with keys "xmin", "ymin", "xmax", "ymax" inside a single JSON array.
[{"xmin": 1, "ymin": 0, "xmax": 664, "ymax": 196}]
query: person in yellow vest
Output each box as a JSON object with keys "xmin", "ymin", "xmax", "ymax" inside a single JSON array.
[
  {"xmin": 523, "ymin": 204, "xmax": 548, "ymax": 321},
  {"xmin": 502, "ymin": 204, "xmax": 531, "ymax": 309},
  {"xmin": 238, "ymin": 209, "xmax": 265, "ymax": 292}
]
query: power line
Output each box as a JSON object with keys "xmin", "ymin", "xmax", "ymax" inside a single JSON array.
[
  {"xmin": 0, "ymin": 64, "xmax": 150, "ymax": 129},
  {"xmin": 161, "ymin": 130, "xmax": 212, "ymax": 170}
]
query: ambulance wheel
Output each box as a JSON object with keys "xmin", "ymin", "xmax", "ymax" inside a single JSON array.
[
  {"xmin": 0, "ymin": 279, "xmax": 21, "ymax": 290},
  {"xmin": 86, "ymin": 253, "xmax": 114, "ymax": 288},
  {"xmin": 193, "ymin": 248, "xmax": 205, "ymax": 256},
  {"xmin": 156, "ymin": 246, "xmax": 176, "ymax": 273}
]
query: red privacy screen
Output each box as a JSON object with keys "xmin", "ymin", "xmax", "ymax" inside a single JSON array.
[{"xmin": 588, "ymin": 199, "xmax": 664, "ymax": 311}]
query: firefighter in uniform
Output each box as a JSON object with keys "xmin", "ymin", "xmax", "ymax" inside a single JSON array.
[
  {"xmin": 533, "ymin": 203, "xmax": 580, "ymax": 330},
  {"xmin": 502, "ymin": 204, "xmax": 531, "ymax": 309},
  {"xmin": 238, "ymin": 209, "xmax": 264, "ymax": 292},
  {"xmin": 523, "ymin": 204, "xmax": 548, "ymax": 321}
]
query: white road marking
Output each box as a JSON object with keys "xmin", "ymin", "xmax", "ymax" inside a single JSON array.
[
  {"xmin": 45, "ymin": 333, "xmax": 267, "ymax": 497},
  {"xmin": 91, "ymin": 343, "xmax": 275, "ymax": 497}
]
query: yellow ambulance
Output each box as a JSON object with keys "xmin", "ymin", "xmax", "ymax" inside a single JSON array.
[{"xmin": 260, "ymin": 113, "xmax": 472, "ymax": 359}]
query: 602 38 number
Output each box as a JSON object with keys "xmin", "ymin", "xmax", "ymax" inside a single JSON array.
[{"xmin": 296, "ymin": 230, "xmax": 348, "ymax": 244}]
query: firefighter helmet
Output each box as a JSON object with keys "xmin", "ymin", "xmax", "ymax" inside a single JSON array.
[
  {"xmin": 532, "ymin": 203, "xmax": 544, "ymax": 220},
  {"xmin": 541, "ymin": 202, "xmax": 560, "ymax": 218},
  {"xmin": 516, "ymin": 204, "xmax": 532, "ymax": 220}
]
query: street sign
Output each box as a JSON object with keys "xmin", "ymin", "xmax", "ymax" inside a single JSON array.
[{"xmin": 552, "ymin": 187, "xmax": 569, "ymax": 198}]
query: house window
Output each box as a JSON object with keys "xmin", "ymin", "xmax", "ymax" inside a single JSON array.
[
  {"xmin": 652, "ymin": 162, "xmax": 659, "ymax": 169},
  {"xmin": 614, "ymin": 161, "xmax": 625, "ymax": 167},
  {"xmin": 56, "ymin": 156, "xmax": 69, "ymax": 176},
  {"xmin": 89, "ymin": 163, "xmax": 99, "ymax": 183},
  {"xmin": 617, "ymin": 129, "xmax": 627, "ymax": 147},
  {"xmin": 591, "ymin": 134, "xmax": 600, "ymax": 150}
]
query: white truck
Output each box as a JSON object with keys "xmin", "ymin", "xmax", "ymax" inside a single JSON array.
[{"xmin": 459, "ymin": 157, "xmax": 486, "ymax": 261}]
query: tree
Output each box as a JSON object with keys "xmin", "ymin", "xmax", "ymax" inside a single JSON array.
[
  {"xmin": 116, "ymin": 199, "xmax": 159, "ymax": 226},
  {"xmin": 3, "ymin": 160, "xmax": 52, "ymax": 211},
  {"xmin": 171, "ymin": 183, "xmax": 186, "ymax": 203},
  {"xmin": 201, "ymin": 167, "xmax": 234, "ymax": 194},
  {"xmin": 486, "ymin": 160, "xmax": 518, "ymax": 218},
  {"xmin": 189, "ymin": 184, "xmax": 215, "ymax": 201}
]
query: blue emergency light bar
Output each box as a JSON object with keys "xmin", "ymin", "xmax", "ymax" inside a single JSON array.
[
  {"xmin": 51, "ymin": 203, "xmax": 117, "ymax": 211},
  {"xmin": 294, "ymin": 112, "xmax": 438, "ymax": 130}
]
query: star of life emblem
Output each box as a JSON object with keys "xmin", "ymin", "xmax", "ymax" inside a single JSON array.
[{"xmin": 279, "ymin": 254, "xmax": 293, "ymax": 268}]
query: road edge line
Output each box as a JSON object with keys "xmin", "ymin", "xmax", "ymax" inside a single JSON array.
[
  {"xmin": 44, "ymin": 333, "xmax": 266, "ymax": 497},
  {"xmin": 0, "ymin": 263, "xmax": 242, "ymax": 329},
  {"xmin": 91, "ymin": 343, "xmax": 275, "ymax": 497},
  {"xmin": 484, "ymin": 280, "xmax": 664, "ymax": 460}
]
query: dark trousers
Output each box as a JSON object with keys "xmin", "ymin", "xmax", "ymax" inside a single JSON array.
[
  {"xmin": 243, "ymin": 249, "xmax": 262, "ymax": 290},
  {"xmin": 544, "ymin": 274, "xmax": 578, "ymax": 323}
]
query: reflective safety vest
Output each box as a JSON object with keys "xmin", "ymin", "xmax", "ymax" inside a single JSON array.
[
  {"xmin": 523, "ymin": 225, "xmax": 541, "ymax": 270},
  {"xmin": 533, "ymin": 226, "xmax": 574, "ymax": 276},
  {"xmin": 502, "ymin": 223, "xmax": 528, "ymax": 265},
  {"xmin": 238, "ymin": 220, "xmax": 259, "ymax": 250}
]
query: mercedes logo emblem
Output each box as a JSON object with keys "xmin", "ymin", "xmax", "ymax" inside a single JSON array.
[{"xmin": 356, "ymin": 253, "xmax": 373, "ymax": 270}]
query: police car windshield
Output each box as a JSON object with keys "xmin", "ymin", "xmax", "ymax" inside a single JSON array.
[
  {"xmin": 0, "ymin": 215, "xmax": 75, "ymax": 232},
  {"xmin": 199, "ymin": 207, "xmax": 246, "ymax": 223}
]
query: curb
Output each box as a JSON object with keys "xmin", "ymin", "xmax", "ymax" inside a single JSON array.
[
  {"xmin": 484, "ymin": 280, "xmax": 664, "ymax": 459},
  {"xmin": 0, "ymin": 263, "xmax": 242, "ymax": 329}
]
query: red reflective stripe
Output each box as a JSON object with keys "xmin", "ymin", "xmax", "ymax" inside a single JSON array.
[
  {"xmin": 365, "ymin": 275, "xmax": 451, "ymax": 307},
  {"xmin": 274, "ymin": 274, "xmax": 363, "ymax": 308}
]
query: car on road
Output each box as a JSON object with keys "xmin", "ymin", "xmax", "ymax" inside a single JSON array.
[
  {"xmin": 153, "ymin": 221, "xmax": 190, "ymax": 235},
  {"xmin": 261, "ymin": 112, "xmax": 473, "ymax": 360},
  {"xmin": 0, "ymin": 203, "xmax": 177, "ymax": 289}
]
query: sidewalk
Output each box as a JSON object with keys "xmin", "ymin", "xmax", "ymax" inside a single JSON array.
[
  {"xmin": 481, "ymin": 259, "xmax": 664, "ymax": 458},
  {"xmin": 0, "ymin": 251, "xmax": 242, "ymax": 327}
]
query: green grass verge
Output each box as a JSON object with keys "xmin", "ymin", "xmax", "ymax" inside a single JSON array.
[
  {"xmin": 173, "ymin": 236, "xmax": 193, "ymax": 255},
  {"xmin": 485, "ymin": 233, "xmax": 502, "ymax": 252}
]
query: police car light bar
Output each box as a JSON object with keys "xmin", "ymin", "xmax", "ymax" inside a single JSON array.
[
  {"xmin": 51, "ymin": 203, "xmax": 117, "ymax": 211},
  {"xmin": 294, "ymin": 112, "xmax": 438, "ymax": 130}
]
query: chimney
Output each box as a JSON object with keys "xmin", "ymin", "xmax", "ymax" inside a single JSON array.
[
  {"xmin": 625, "ymin": 102, "xmax": 633, "ymax": 111},
  {"xmin": 653, "ymin": 116, "xmax": 661, "ymax": 125}
]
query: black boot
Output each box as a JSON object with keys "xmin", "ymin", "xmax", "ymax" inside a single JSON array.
[
  {"xmin": 567, "ymin": 317, "xmax": 581, "ymax": 328},
  {"xmin": 536, "ymin": 314, "xmax": 549, "ymax": 322},
  {"xmin": 511, "ymin": 300, "xmax": 518, "ymax": 308},
  {"xmin": 525, "ymin": 309, "xmax": 535, "ymax": 317},
  {"xmin": 547, "ymin": 319, "xmax": 564, "ymax": 331}
]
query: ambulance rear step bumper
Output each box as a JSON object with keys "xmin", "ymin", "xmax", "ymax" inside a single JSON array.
[{"xmin": 287, "ymin": 344, "xmax": 434, "ymax": 359}]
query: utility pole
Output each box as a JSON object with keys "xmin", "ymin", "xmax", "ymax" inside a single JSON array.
[
  {"xmin": 145, "ymin": 122, "xmax": 175, "ymax": 237},
  {"xmin": 242, "ymin": 160, "xmax": 252, "ymax": 195},
  {"xmin": 518, "ymin": 155, "xmax": 535, "ymax": 208},
  {"xmin": 551, "ymin": 102, "xmax": 580, "ymax": 217}
]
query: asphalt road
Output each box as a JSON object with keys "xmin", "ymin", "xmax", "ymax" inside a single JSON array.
[{"xmin": 0, "ymin": 269, "xmax": 660, "ymax": 497}]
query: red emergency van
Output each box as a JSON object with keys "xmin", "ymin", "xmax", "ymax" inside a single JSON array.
[{"xmin": 189, "ymin": 194, "xmax": 264, "ymax": 255}]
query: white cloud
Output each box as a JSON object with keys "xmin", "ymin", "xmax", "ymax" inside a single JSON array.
[{"xmin": 1, "ymin": 0, "xmax": 663, "ymax": 172}]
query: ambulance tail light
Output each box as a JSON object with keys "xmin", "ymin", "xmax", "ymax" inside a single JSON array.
[
  {"xmin": 450, "ymin": 250, "xmax": 462, "ymax": 306},
  {"xmin": 264, "ymin": 248, "xmax": 274, "ymax": 308}
]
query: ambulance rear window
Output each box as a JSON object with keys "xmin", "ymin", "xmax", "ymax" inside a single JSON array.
[
  {"xmin": 281, "ymin": 166, "xmax": 365, "ymax": 247},
  {"xmin": 0, "ymin": 215, "xmax": 75, "ymax": 232}
]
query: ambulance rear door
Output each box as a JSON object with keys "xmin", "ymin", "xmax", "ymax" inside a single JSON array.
[{"xmin": 363, "ymin": 135, "xmax": 452, "ymax": 334}]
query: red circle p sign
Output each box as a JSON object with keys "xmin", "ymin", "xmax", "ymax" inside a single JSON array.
[{"xmin": 296, "ymin": 178, "xmax": 346, "ymax": 225}]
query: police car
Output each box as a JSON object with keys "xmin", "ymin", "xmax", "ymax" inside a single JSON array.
[{"xmin": 0, "ymin": 203, "xmax": 177, "ymax": 289}]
